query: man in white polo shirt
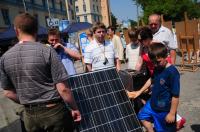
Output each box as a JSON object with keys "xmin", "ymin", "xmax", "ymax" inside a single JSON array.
[
  {"xmin": 149, "ymin": 14, "xmax": 178, "ymax": 64},
  {"xmin": 84, "ymin": 22, "xmax": 121, "ymax": 71}
]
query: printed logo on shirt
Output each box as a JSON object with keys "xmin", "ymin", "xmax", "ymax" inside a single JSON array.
[
  {"xmin": 93, "ymin": 55, "xmax": 104, "ymax": 64},
  {"xmin": 160, "ymin": 78, "xmax": 165, "ymax": 85}
]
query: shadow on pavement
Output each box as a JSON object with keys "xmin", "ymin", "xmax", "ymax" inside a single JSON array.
[{"xmin": 191, "ymin": 124, "xmax": 200, "ymax": 132}]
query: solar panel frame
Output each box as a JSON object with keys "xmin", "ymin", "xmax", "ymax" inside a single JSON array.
[{"xmin": 67, "ymin": 67, "xmax": 143, "ymax": 132}]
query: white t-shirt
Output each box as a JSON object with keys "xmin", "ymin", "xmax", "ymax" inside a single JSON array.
[
  {"xmin": 153, "ymin": 26, "xmax": 178, "ymax": 49},
  {"xmin": 126, "ymin": 43, "xmax": 140, "ymax": 70},
  {"xmin": 84, "ymin": 39, "xmax": 118, "ymax": 71}
]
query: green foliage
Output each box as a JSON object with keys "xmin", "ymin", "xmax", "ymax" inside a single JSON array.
[
  {"xmin": 133, "ymin": 0, "xmax": 200, "ymax": 23},
  {"xmin": 111, "ymin": 12, "xmax": 117, "ymax": 27},
  {"xmin": 129, "ymin": 19, "xmax": 138, "ymax": 28}
]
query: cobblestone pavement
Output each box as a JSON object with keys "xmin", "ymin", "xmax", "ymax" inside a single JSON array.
[{"xmin": 0, "ymin": 57, "xmax": 200, "ymax": 132}]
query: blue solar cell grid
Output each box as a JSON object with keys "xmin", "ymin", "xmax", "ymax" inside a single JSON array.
[{"xmin": 67, "ymin": 68, "xmax": 143, "ymax": 132}]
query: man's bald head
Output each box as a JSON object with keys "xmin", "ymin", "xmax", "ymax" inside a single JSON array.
[{"xmin": 148, "ymin": 14, "xmax": 161, "ymax": 34}]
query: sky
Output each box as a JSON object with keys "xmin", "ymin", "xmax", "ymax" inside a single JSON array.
[{"xmin": 109, "ymin": 0, "xmax": 142, "ymax": 22}]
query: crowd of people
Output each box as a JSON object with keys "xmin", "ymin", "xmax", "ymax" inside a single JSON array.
[{"xmin": 0, "ymin": 12, "xmax": 186, "ymax": 132}]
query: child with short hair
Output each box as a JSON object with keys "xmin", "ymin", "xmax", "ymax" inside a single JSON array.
[
  {"xmin": 133, "ymin": 42, "xmax": 180, "ymax": 132},
  {"xmin": 126, "ymin": 29, "xmax": 140, "ymax": 70}
]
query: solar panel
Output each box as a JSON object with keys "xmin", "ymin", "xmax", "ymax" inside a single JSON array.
[{"xmin": 67, "ymin": 67, "xmax": 143, "ymax": 132}]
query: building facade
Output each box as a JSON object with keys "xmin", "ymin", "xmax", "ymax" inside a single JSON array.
[
  {"xmin": 101, "ymin": 0, "xmax": 111, "ymax": 27},
  {"xmin": 0, "ymin": 0, "xmax": 67, "ymax": 30},
  {"xmin": 75, "ymin": 0, "xmax": 101, "ymax": 24},
  {"xmin": 65, "ymin": 0, "xmax": 76, "ymax": 22}
]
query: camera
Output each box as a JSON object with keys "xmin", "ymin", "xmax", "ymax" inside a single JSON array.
[{"xmin": 103, "ymin": 57, "xmax": 108, "ymax": 65}]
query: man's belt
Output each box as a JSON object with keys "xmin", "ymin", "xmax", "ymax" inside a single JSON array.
[{"xmin": 24, "ymin": 99, "xmax": 64, "ymax": 108}]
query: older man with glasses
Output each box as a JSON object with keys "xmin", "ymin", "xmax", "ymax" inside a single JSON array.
[{"xmin": 149, "ymin": 14, "xmax": 178, "ymax": 65}]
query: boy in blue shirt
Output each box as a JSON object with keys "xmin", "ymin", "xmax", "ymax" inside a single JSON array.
[{"xmin": 128, "ymin": 42, "xmax": 180, "ymax": 132}]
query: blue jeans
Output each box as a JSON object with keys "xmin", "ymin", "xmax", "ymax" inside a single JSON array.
[{"xmin": 23, "ymin": 103, "xmax": 74, "ymax": 132}]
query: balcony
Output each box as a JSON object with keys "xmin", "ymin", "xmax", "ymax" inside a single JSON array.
[{"xmin": 0, "ymin": 0, "xmax": 66, "ymax": 15}]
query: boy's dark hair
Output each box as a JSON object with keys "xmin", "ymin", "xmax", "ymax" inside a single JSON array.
[
  {"xmin": 48, "ymin": 28, "xmax": 60, "ymax": 38},
  {"xmin": 92, "ymin": 22, "xmax": 106, "ymax": 33},
  {"xmin": 148, "ymin": 42, "xmax": 168, "ymax": 61},
  {"xmin": 128, "ymin": 29, "xmax": 137, "ymax": 42},
  {"xmin": 107, "ymin": 26, "xmax": 116, "ymax": 33},
  {"xmin": 137, "ymin": 26, "xmax": 153, "ymax": 41},
  {"xmin": 14, "ymin": 13, "xmax": 38, "ymax": 35}
]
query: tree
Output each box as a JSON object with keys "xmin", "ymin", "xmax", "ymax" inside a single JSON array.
[
  {"xmin": 128, "ymin": 19, "xmax": 137, "ymax": 28},
  {"xmin": 133, "ymin": 0, "xmax": 200, "ymax": 23},
  {"xmin": 111, "ymin": 12, "xmax": 117, "ymax": 27}
]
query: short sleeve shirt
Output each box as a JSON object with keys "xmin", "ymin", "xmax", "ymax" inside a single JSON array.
[
  {"xmin": 84, "ymin": 39, "xmax": 118, "ymax": 71},
  {"xmin": 153, "ymin": 26, "xmax": 178, "ymax": 49},
  {"xmin": 150, "ymin": 65, "xmax": 180, "ymax": 112},
  {"xmin": 57, "ymin": 43, "xmax": 78, "ymax": 75},
  {"xmin": 126, "ymin": 43, "xmax": 140, "ymax": 70},
  {"xmin": 0, "ymin": 42, "xmax": 68, "ymax": 104}
]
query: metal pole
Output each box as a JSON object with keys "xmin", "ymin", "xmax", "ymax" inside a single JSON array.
[
  {"xmin": 47, "ymin": 0, "xmax": 51, "ymax": 18},
  {"xmin": 22, "ymin": 0, "xmax": 27, "ymax": 12},
  {"xmin": 136, "ymin": 3, "xmax": 139, "ymax": 27}
]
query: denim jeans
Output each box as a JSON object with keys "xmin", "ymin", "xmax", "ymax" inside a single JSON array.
[{"xmin": 23, "ymin": 103, "xmax": 74, "ymax": 132}]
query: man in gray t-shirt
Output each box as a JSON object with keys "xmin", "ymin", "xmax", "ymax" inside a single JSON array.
[{"xmin": 0, "ymin": 13, "xmax": 81, "ymax": 132}]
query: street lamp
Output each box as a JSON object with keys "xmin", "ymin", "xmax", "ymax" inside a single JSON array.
[
  {"xmin": 47, "ymin": 0, "xmax": 51, "ymax": 18},
  {"xmin": 22, "ymin": 0, "xmax": 27, "ymax": 12},
  {"xmin": 134, "ymin": 2, "xmax": 139, "ymax": 28}
]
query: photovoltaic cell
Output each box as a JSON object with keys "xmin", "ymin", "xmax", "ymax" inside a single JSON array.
[{"xmin": 67, "ymin": 67, "xmax": 143, "ymax": 132}]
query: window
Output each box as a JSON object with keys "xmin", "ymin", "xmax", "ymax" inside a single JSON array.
[
  {"xmin": 45, "ymin": 16, "xmax": 49, "ymax": 26},
  {"xmin": 75, "ymin": 6, "xmax": 79, "ymax": 13},
  {"xmin": 93, "ymin": 5, "xmax": 95, "ymax": 12},
  {"xmin": 51, "ymin": 0, "xmax": 55, "ymax": 9},
  {"xmin": 70, "ymin": 0, "xmax": 73, "ymax": 5},
  {"xmin": 60, "ymin": 1, "xmax": 63, "ymax": 11},
  {"xmin": 31, "ymin": 0, "xmax": 34, "ymax": 4},
  {"xmin": 83, "ymin": 4, "xmax": 86, "ymax": 12},
  {"xmin": 42, "ymin": 0, "xmax": 46, "ymax": 7},
  {"xmin": 77, "ymin": 16, "xmax": 80, "ymax": 22},
  {"xmin": 94, "ymin": 15, "xmax": 98, "ymax": 22},
  {"xmin": 71, "ymin": 10, "xmax": 74, "ymax": 20},
  {"xmin": 1, "ymin": 9, "xmax": 11, "ymax": 25},
  {"xmin": 96, "ymin": 6, "xmax": 99, "ymax": 12},
  {"xmin": 34, "ymin": 14, "xmax": 38, "ymax": 24},
  {"xmin": 84, "ymin": 15, "xmax": 88, "ymax": 22}
]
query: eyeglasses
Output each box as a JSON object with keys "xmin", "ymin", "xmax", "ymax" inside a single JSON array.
[{"xmin": 149, "ymin": 23, "xmax": 158, "ymax": 26}]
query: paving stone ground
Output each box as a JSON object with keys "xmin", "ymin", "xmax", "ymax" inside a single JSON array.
[{"xmin": 0, "ymin": 56, "xmax": 200, "ymax": 132}]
